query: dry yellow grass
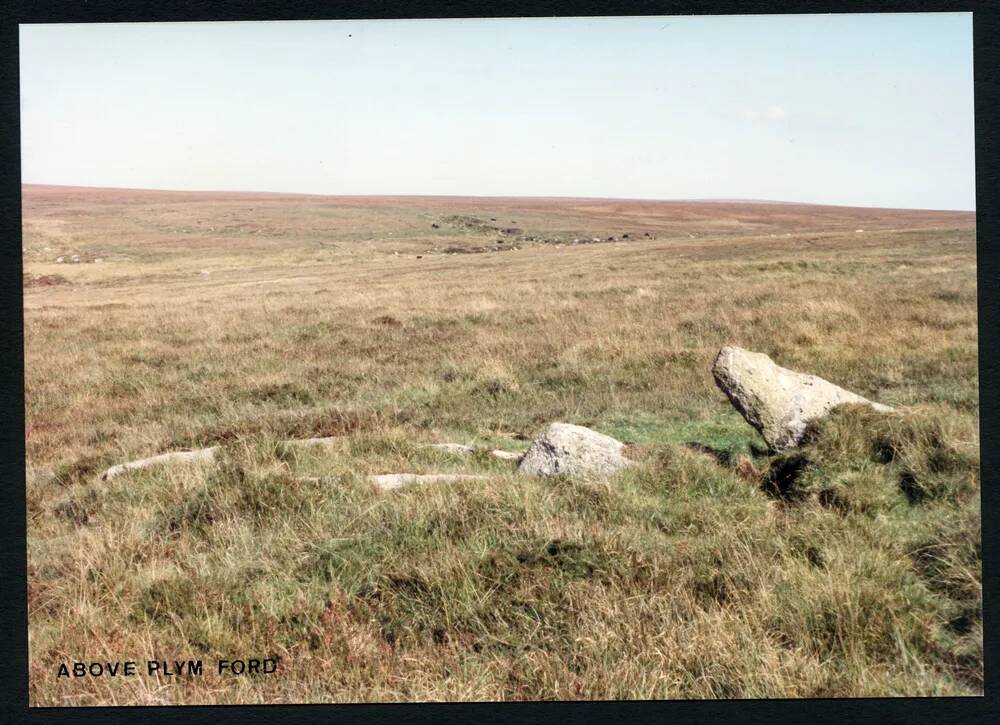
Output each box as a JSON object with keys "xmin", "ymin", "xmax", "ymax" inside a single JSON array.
[{"xmin": 23, "ymin": 185, "xmax": 979, "ymax": 704}]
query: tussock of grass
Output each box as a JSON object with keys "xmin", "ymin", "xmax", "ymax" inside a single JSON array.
[{"xmin": 769, "ymin": 404, "xmax": 980, "ymax": 508}]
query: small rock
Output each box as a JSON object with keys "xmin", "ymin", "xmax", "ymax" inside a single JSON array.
[
  {"xmin": 490, "ymin": 450, "xmax": 522, "ymax": 461},
  {"xmin": 517, "ymin": 422, "xmax": 630, "ymax": 479},
  {"xmin": 55, "ymin": 257, "xmax": 64, "ymax": 263},
  {"xmin": 712, "ymin": 345, "xmax": 893, "ymax": 452},
  {"xmin": 93, "ymin": 258, "xmax": 103, "ymax": 263}
]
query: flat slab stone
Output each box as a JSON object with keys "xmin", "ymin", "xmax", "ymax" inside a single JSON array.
[
  {"xmin": 100, "ymin": 436, "xmax": 341, "ymax": 481},
  {"xmin": 100, "ymin": 447, "xmax": 220, "ymax": 481},
  {"xmin": 369, "ymin": 473, "xmax": 495, "ymax": 491}
]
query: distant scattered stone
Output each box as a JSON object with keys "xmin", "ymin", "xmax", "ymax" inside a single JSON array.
[
  {"xmin": 490, "ymin": 449, "xmax": 522, "ymax": 461},
  {"xmin": 712, "ymin": 345, "xmax": 894, "ymax": 452},
  {"xmin": 517, "ymin": 422, "xmax": 630, "ymax": 479}
]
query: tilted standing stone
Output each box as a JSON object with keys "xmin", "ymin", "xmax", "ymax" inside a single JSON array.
[
  {"xmin": 712, "ymin": 345, "xmax": 893, "ymax": 452},
  {"xmin": 517, "ymin": 422, "xmax": 630, "ymax": 478}
]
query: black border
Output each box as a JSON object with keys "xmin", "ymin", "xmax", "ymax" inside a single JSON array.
[{"xmin": 1, "ymin": 2, "xmax": 996, "ymax": 723}]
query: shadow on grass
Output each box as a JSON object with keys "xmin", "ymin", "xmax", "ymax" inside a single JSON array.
[{"xmin": 683, "ymin": 440, "xmax": 770, "ymax": 467}]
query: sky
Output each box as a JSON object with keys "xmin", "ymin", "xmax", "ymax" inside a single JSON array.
[{"xmin": 19, "ymin": 14, "xmax": 975, "ymax": 210}]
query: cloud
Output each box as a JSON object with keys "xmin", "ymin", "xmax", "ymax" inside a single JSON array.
[{"xmin": 743, "ymin": 105, "xmax": 786, "ymax": 122}]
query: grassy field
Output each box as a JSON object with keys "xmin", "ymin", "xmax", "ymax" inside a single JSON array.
[{"xmin": 22, "ymin": 185, "xmax": 980, "ymax": 704}]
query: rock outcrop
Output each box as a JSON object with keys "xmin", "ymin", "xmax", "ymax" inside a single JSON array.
[
  {"xmin": 712, "ymin": 345, "xmax": 893, "ymax": 451},
  {"xmin": 517, "ymin": 422, "xmax": 630, "ymax": 478}
]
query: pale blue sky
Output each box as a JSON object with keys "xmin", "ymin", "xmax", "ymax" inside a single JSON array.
[{"xmin": 20, "ymin": 14, "xmax": 975, "ymax": 209}]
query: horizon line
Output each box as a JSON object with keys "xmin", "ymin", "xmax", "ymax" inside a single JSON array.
[{"xmin": 20, "ymin": 182, "xmax": 977, "ymax": 214}]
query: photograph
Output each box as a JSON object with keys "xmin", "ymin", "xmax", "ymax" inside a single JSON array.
[{"xmin": 19, "ymin": 13, "xmax": 980, "ymax": 705}]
